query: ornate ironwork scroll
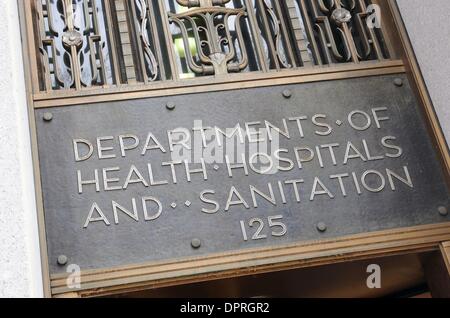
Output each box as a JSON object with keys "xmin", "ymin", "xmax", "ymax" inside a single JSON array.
[
  {"xmin": 36, "ymin": 0, "xmax": 114, "ymax": 91},
  {"xmin": 253, "ymin": 0, "xmax": 296, "ymax": 70},
  {"xmin": 168, "ymin": 0, "xmax": 249, "ymax": 76},
  {"xmin": 132, "ymin": 0, "xmax": 159, "ymax": 82},
  {"xmin": 30, "ymin": 0, "xmax": 392, "ymax": 91},
  {"xmin": 299, "ymin": 0, "xmax": 389, "ymax": 64}
]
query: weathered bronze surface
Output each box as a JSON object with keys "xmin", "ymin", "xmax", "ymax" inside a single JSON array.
[{"xmin": 35, "ymin": 75, "xmax": 449, "ymax": 274}]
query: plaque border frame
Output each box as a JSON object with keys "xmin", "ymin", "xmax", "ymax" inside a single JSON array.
[{"xmin": 17, "ymin": 0, "xmax": 450, "ymax": 297}]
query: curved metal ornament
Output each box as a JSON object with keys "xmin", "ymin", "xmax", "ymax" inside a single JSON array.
[
  {"xmin": 169, "ymin": 5, "xmax": 248, "ymax": 76},
  {"xmin": 176, "ymin": 0, "xmax": 232, "ymax": 8},
  {"xmin": 310, "ymin": 0, "xmax": 355, "ymax": 63},
  {"xmin": 62, "ymin": 30, "xmax": 83, "ymax": 48},
  {"xmin": 262, "ymin": 0, "xmax": 291, "ymax": 69},
  {"xmin": 135, "ymin": 0, "xmax": 159, "ymax": 81},
  {"xmin": 331, "ymin": 8, "xmax": 352, "ymax": 25},
  {"xmin": 37, "ymin": 1, "xmax": 64, "ymax": 90},
  {"xmin": 36, "ymin": 0, "xmax": 112, "ymax": 90}
]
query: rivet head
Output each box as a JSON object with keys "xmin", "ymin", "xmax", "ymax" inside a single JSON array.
[
  {"xmin": 62, "ymin": 30, "xmax": 83, "ymax": 48},
  {"xmin": 316, "ymin": 222, "xmax": 327, "ymax": 233},
  {"xmin": 166, "ymin": 102, "xmax": 176, "ymax": 111},
  {"xmin": 282, "ymin": 89, "xmax": 292, "ymax": 99},
  {"xmin": 394, "ymin": 78, "xmax": 404, "ymax": 87},
  {"xmin": 438, "ymin": 206, "xmax": 448, "ymax": 216},
  {"xmin": 57, "ymin": 255, "xmax": 68, "ymax": 266},
  {"xmin": 43, "ymin": 112, "xmax": 53, "ymax": 122},
  {"xmin": 191, "ymin": 238, "xmax": 201, "ymax": 249},
  {"xmin": 331, "ymin": 8, "xmax": 352, "ymax": 25}
]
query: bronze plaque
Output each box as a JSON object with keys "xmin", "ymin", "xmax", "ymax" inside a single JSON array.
[{"xmin": 35, "ymin": 75, "xmax": 449, "ymax": 274}]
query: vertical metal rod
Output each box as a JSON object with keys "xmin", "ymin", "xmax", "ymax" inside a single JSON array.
[
  {"xmin": 297, "ymin": 0, "xmax": 322, "ymax": 65},
  {"xmin": 371, "ymin": 0, "xmax": 394, "ymax": 59},
  {"xmin": 102, "ymin": 0, "xmax": 123, "ymax": 85},
  {"xmin": 159, "ymin": 0, "xmax": 180, "ymax": 80},
  {"xmin": 335, "ymin": 1, "xmax": 359, "ymax": 63},
  {"xmin": 272, "ymin": 0, "xmax": 297, "ymax": 67},
  {"xmin": 89, "ymin": 0, "xmax": 108, "ymax": 86},
  {"xmin": 356, "ymin": 0, "xmax": 383, "ymax": 60},
  {"xmin": 127, "ymin": 0, "xmax": 149, "ymax": 84},
  {"xmin": 285, "ymin": 0, "xmax": 313, "ymax": 66},
  {"xmin": 244, "ymin": 0, "xmax": 269, "ymax": 72},
  {"xmin": 255, "ymin": 0, "xmax": 280, "ymax": 70},
  {"xmin": 64, "ymin": 0, "xmax": 83, "ymax": 90},
  {"xmin": 147, "ymin": 0, "xmax": 166, "ymax": 80},
  {"xmin": 34, "ymin": 0, "xmax": 53, "ymax": 91}
]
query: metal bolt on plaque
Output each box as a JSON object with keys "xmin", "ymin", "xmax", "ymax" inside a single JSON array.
[
  {"xmin": 57, "ymin": 255, "xmax": 68, "ymax": 266},
  {"xmin": 438, "ymin": 206, "xmax": 448, "ymax": 216},
  {"xmin": 282, "ymin": 89, "xmax": 292, "ymax": 99},
  {"xmin": 191, "ymin": 238, "xmax": 202, "ymax": 249},
  {"xmin": 316, "ymin": 222, "xmax": 327, "ymax": 233},
  {"xmin": 43, "ymin": 112, "xmax": 53, "ymax": 122},
  {"xmin": 394, "ymin": 78, "xmax": 404, "ymax": 87},
  {"xmin": 166, "ymin": 102, "xmax": 176, "ymax": 111}
]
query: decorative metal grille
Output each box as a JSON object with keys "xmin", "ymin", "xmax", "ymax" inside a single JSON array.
[
  {"xmin": 36, "ymin": 0, "xmax": 115, "ymax": 90},
  {"xmin": 32, "ymin": 0, "xmax": 392, "ymax": 92}
]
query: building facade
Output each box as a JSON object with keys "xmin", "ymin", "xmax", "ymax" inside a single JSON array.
[{"xmin": 0, "ymin": 0, "xmax": 449, "ymax": 298}]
